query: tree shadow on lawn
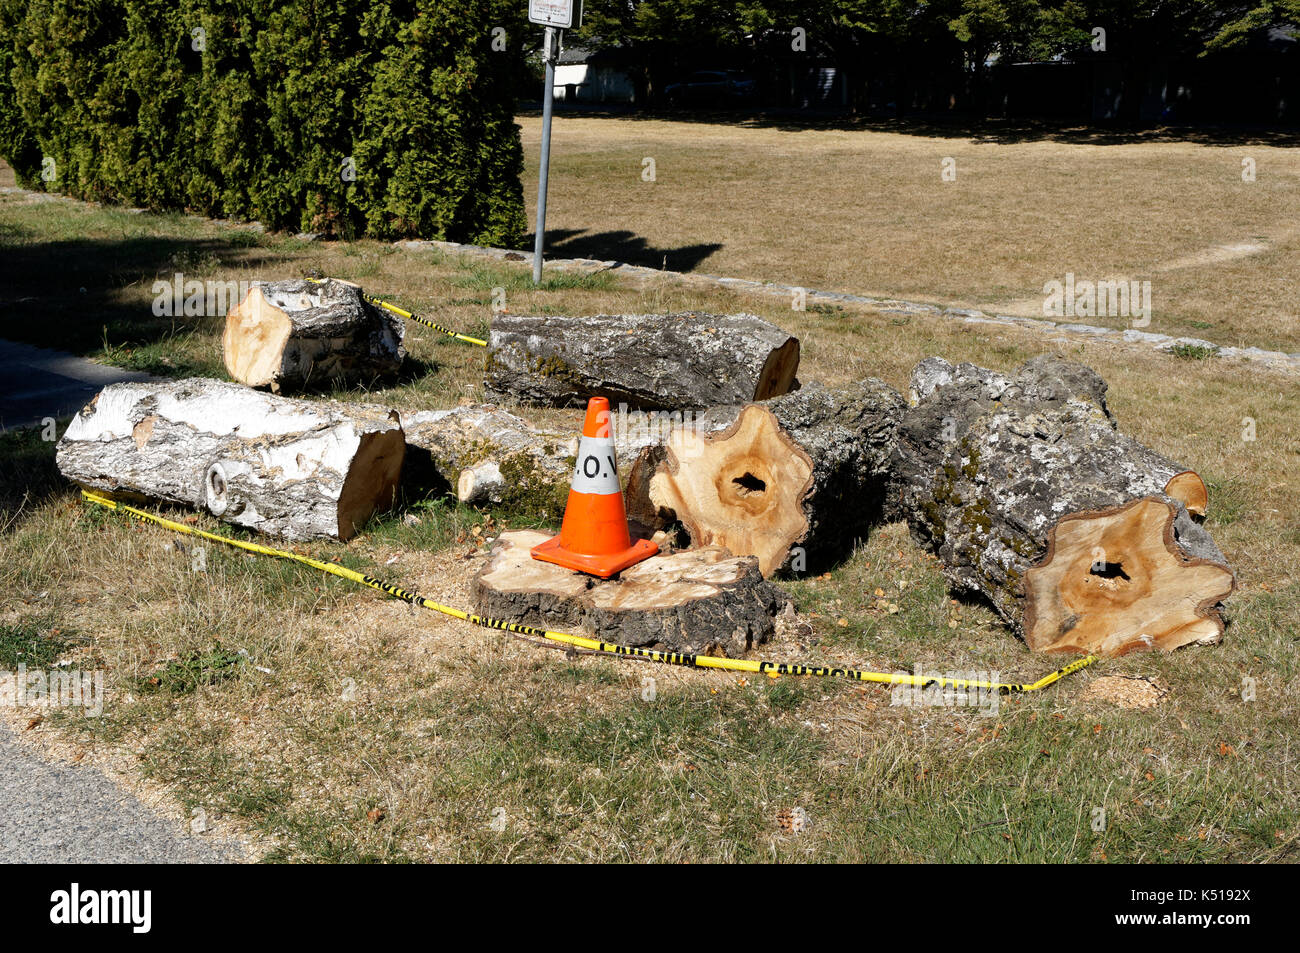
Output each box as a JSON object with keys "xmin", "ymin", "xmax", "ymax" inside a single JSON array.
[
  {"xmin": 527, "ymin": 226, "xmax": 724, "ymax": 272},
  {"xmin": 0, "ymin": 423, "xmax": 66, "ymax": 530},
  {"xmin": 0, "ymin": 230, "xmax": 297, "ymax": 363},
  {"xmin": 527, "ymin": 104, "xmax": 1300, "ymax": 147}
]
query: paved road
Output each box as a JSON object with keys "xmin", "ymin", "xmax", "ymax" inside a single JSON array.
[
  {"xmin": 0, "ymin": 726, "xmax": 234, "ymax": 863},
  {"xmin": 0, "ymin": 338, "xmax": 155, "ymax": 432}
]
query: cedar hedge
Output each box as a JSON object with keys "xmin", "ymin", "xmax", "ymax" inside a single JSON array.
[{"xmin": 0, "ymin": 0, "xmax": 528, "ymax": 245}]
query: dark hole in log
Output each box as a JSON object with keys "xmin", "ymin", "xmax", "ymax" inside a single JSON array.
[
  {"xmin": 1090, "ymin": 561, "xmax": 1130, "ymax": 581},
  {"xmin": 732, "ymin": 472, "xmax": 766, "ymax": 495}
]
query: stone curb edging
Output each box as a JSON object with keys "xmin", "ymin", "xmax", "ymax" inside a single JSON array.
[
  {"xmin": 5, "ymin": 184, "xmax": 1294, "ymax": 373},
  {"xmin": 395, "ymin": 238, "xmax": 1300, "ymax": 375}
]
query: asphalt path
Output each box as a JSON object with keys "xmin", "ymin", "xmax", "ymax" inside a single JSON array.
[
  {"xmin": 0, "ymin": 726, "xmax": 233, "ymax": 863},
  {"xmin": 1, "ymin": 341, "xmax": 229, "ymax": 862}
]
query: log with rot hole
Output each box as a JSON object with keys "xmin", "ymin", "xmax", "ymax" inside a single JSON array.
[
  {"xmin": 224, "ymin": 278, "xmax": 405, "ymax": 392},
  {"xmin": 484, "ymin": 311, "xmax": 801, "ymax": 410},
  {"xmin": 624, "ymin": 378, "xmax": 906, "ymax": 577},
  {"xmin": 472, "ymin": 530, "xmax": 788, "ymax": 656},
  {"xmin": 892, "ymin": 355, "xmax": 1234, "ymax": 656},
  {"xmin": 56, "ymin": 378, "xmax": 404, "ymax": 541}
]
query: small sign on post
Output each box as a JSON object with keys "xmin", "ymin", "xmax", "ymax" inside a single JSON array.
[
  {"xmin": 529, "ymin": 0, "xmax": 581, "ymax": 29},
  {"xmin": 529, "ymin": 1, "xmax": 582, "ymax": 284}
]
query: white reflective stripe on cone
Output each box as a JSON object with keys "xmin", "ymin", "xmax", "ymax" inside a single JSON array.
[{"xmin": 570, "ymin": 435, "xmax": 621, "ymax": 495}]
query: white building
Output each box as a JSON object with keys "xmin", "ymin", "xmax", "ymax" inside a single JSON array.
[{"xmin": 553, "ymin": 45, "xmax": 636, "ymax": 103}]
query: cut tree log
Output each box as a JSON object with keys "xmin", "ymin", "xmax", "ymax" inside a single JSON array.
[
  {"xmin": 484, "ymin": 311, "xmax": 800, "ymax": 410},
  {"xmin": 397, "ymin": 403, "xmax": 697, "ymax": 525},
  {"xmin": 472, "ymin": 529, "xmax": 787, "ymax": 656},
  {"xmin": 629, "ymin": 379, "xmax": 905, "ymax": 576},
  {"xmin": 399, "ymin": 406, "xmax": 577, "ymax": 517},
  {"xmin": 223, "ymin": 278, "xmax": 405, "ymax": 392},
  {"xmin": 892, "ymin": 354, "xmax": 1235, "ymax": 656},
  {"xmin": 57, "ymin": 378, "xmax": 404, "ymax": 541}
]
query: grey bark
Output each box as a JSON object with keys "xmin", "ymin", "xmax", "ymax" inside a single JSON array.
[
  {"xmin": 761, "ymin": 377, "xmax": 905, "ymax": 569},
  {"xmin": 484, "ymin": 311, "xmax": 801, "ymax": 410},
  {"xmin": 891, "ymin": 354, "xmax": 1230, "ymax": 629},
  {"xmin": 56, "ymin": 378, "xmax": 405, "ymax": 541},
  {"xmin": 223, "ymin": 278, "xmax": 405, "ymax": 392}
]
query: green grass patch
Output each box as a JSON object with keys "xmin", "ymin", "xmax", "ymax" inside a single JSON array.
[
  {"xmin": 137, "ymin": 645, "xmax": 245, "ymax": 696},
  {"xmin": 451, "ymin": 260, "xmax": 616, "ymax": 294},
  {"xmin": 0, "ymin": 422, "xmax": 64, "ymax": 517},
  {"xmin": 1203, "ymin": 475, "xmax": 1250, "ymax": 527},
  {"xmin": 1168, "ymin": 342, "xmax": 1219, "ymax": 361},
  {"xmin": 0, "ymin": 616, "xmax": 76, "ymax": 669}
]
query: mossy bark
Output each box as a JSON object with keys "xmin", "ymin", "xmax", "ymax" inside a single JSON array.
[
  {"xmin": 400, "ymin": 406, "xmax": 576, "ymax": 520},
  {"xmin": 891, "ymin": 355, "xmax": 1235, "ymax": 655}
]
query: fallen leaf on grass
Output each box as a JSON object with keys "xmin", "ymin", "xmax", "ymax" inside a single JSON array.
[{"xmin": 775, "ymin": 807, "xmax": 808, "ymax": 834}]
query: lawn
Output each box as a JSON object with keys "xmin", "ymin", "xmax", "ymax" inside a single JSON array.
[
  {"xmin": 1, "ymin": 129, "xmax": 1298, "ymax": 862},
  {"xmin": 519, "ymin": 114, "xmax": 1300, "ymax": 353}
]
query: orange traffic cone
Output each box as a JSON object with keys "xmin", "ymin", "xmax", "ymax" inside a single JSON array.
[{"xmin": 531, "ymin": 396, "xmax": 658, "ymax": 578}]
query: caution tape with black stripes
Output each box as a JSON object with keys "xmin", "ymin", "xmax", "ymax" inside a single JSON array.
[
  {"xmin": 305, "ymin": 275, "xmax": 487, "ymax": 346},
  {"xmin": 80, "ymin": 491, "xmax": 1098, "ymax": 694}
]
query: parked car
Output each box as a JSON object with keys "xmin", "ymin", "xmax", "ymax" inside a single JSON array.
[{"xmin": 663, "ymin": 70, "xmax": 756, "ymax": 107}]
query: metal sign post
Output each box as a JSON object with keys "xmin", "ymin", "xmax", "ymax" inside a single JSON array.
[
  {"xmin": 532, "ymin": 27, "xmax": 558, "ymax": 284},
  {"xmin": 529, "ymin": 1, "xmax": 581, "ymax": 285}
]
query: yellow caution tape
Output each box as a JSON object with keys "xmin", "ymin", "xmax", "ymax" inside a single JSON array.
[
  {"xmin": 80, "ymin": 491, "xmax": 1097, "ymax": 694},
  {"xmin": 305, "ymin": 276, "xmax": 487, "ymax": 346}
]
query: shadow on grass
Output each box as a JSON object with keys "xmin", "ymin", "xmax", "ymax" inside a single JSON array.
[
  {"xmin": 526, "ymin": 226, "xmax": 724, "ymax": 272},
  {"xmin": 521, "ymin": 104, "xmax": 1300, "ymax": 147},
  {"xmin": 0, "ymin": 422, "xmax": 65, "ymax": 529},
  {"xmin": 0, "ymin": 229, "xmax": 293, "ymax": 360}
]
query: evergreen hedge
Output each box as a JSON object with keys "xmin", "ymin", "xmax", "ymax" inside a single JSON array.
[{"xmin": 0, "ymin": 0, "xmax": 528, "ymax": 245}]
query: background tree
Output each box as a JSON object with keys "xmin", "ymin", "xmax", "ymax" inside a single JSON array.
[{"xmin": 0, "ymin": 0, "xmax": 529, "ymax": 244}]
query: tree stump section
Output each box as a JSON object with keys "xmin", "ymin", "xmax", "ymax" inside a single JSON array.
[
  {"xmin": 485, "ymin": 311, "xmax": 800, "ymax": 410},
  {"xmin": 224, "ymin": 278, "xmax": 405, "ymax": 392},
  {"xmin": 892, "ymin": 355, "xmax": 1235, "ymax": 656},
  {"xmin": 634, "ymin": 379, "xmax": 905, "ymax": 576},
  {"xmin": 471, "ymin": 530, "xmax": 787, "ymax": 656},
  {"xmin": 57, "ymin": 378, "xmax": 404, "ymax": 541}
]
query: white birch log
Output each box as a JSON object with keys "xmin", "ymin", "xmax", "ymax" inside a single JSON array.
[{"xmin": 57, "ymin": 378, "xmax": 405, "ymax": 541}]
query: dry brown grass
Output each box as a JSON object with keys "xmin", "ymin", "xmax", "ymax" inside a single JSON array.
[
  {"xmin": 520, "ymin": 116, "xmax": 1300, "ymax": 352},
  {"xmin": 1, "ymin": 148, "xmax": 1298, "ymax": 862}
]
